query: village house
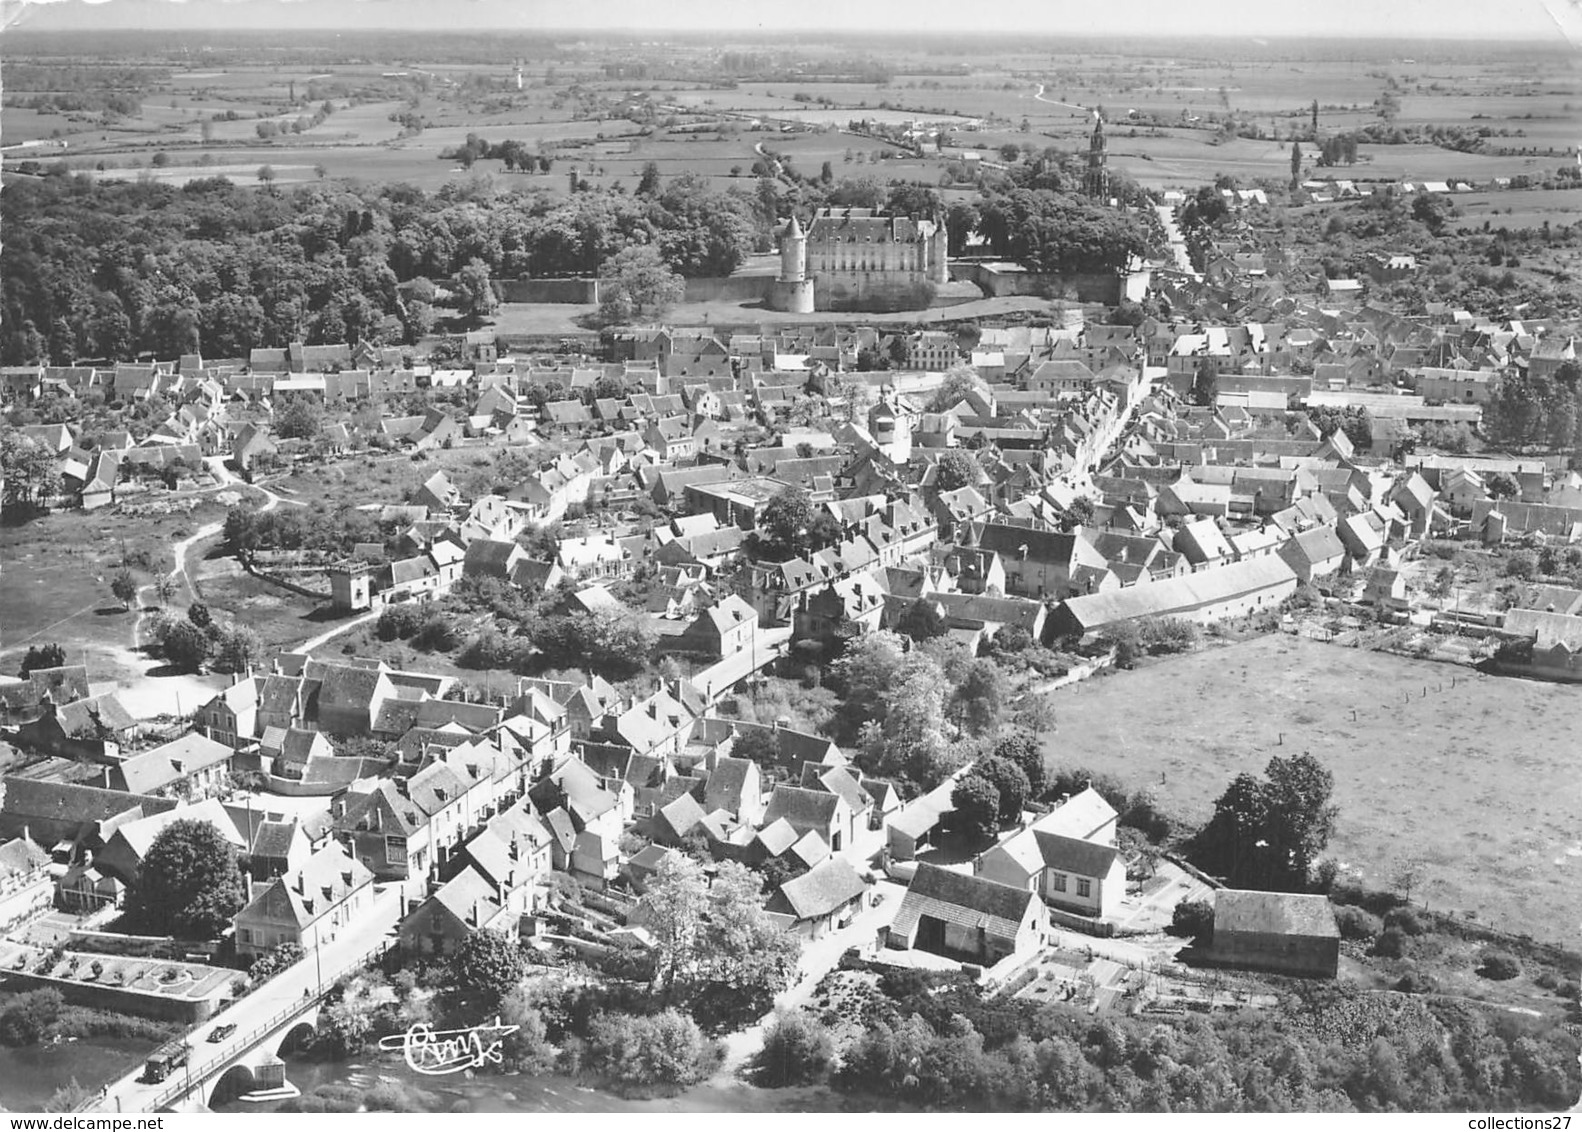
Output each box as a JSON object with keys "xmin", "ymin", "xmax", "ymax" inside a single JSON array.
[
  {"xmin": 233, "ymin": 842, "xmax": 376, "ymax": 961},
  {"xmin": 888, "ymin": 863, "xmax": 1051, "ymax": 965},
  {"xmin": 764, "ymin": 857, "xmax": 868, "ymax": 938}
]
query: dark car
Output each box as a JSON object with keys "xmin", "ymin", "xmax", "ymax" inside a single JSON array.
[{"xmin": 208, "ymin": 1023, "xmax": 237, "ymax": 1043}]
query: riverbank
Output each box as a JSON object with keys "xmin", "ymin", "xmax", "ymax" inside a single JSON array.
[{"xmin": 214, "ymin": 1051, "xmax": 865, "ymax": 1114}]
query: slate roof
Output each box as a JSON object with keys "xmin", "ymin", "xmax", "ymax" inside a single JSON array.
[
  {"xmin": 767, "ymin": 856, "xmax": 866, "ymax": 921},
  {"xmin": 1214, "ymin": 889, "xmax": 1339, "ymax": 938},
  {"xmin": 239, "ymin": 843, "xmax": 372, "ymax": 931},
  {"xmin": 1, "ymin": 775, "xmax": 175, "ymax": 831},
  {"xmin": 1032, "ymin": 831, "xmax": 1122, "ymax": 878},
  {"xmin": 54, "ymin": 693, "xmax": 137, "ymax": 736},
  {"xmin": 1033, "ymin": 788, "xmax": 1118, "ymax": 842},
  {"xmin": 111, "ymin": 733, "xmax": 232, "ymax": 795},
  {"xmin": 761, "ymin": 786, "xmax": 841, "ymax": 833},
  {"xmin": 753, "ymin": 817, "xmax": 799, "ymax": 857},
  {"xmin": 892, "ymin": 863, "xmax": 1037, "ymax": 943}
]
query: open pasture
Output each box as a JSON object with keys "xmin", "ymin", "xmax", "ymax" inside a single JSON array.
[
  {"xmin": 1452, "ymin": 186, "xmax": 1582, "ymax": 229},
  {"xmin": 1042, "ymin": 634, "xmax": 1582, "ymax": 944}
]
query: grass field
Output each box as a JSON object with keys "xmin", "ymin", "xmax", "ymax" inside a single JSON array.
[
  {"xmin": 190, "ymin": 562, "xmax": 335, "ymax": 655},
  {"xmin": 0, "ymin": 497, "xmax": 234, "ymax": 683},
  {"xmin": 1042, "ymin": 634, "xmax": 1582, "ymax": 945}
]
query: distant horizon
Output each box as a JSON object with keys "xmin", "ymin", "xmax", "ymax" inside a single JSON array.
[{"xmin": 6, "ymin": 0, "xmax": 1579, "ymax": 42}]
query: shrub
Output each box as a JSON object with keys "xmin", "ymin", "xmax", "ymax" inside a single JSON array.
[
  {"xmin": 1479, "ymin": 951, "xmax": 1521, "ymax": 980},
  {"xmin": 0, "ymin": 989, "xmax": 65, "ymax": 1046},
  {"xmin": 1394, "ymin": 967, "xmax": 1439, "ymax": 993},
  {"xmin": 1335, "ymin": 906, "xmax": 1382, "ymax": 941},
  {"xmin": 752, "ymin": 1010, "xmax": 835, "ymax": 1087},
  {"xmin": 411, "ymin": 613, "xmax": 461, "ymax": 653},
  {"xmin": 1372, "ymin": 927, "xmax": 1409, "ymax": 959},
  {"xmin": 376, "ymin": 604, "xmax": 424, "ymax": 641},
  {"xmin": 248, "ymin": 942, "xmax": 305, "ymax": 983},
  {"xmin": 1383, "ymin": 907, "xmax": 1426, "ymax": 936},
  {"xmin": 1504, "ymin": 552, "xmax": 1537, "ymax": 580},
  {"xmin": 585, "ymin": 1009, "xmax": 716, "ymax": 1092},
  {"xmin": 1169, "ymin": 900, "xmax": 1215, "ymax": 941}
]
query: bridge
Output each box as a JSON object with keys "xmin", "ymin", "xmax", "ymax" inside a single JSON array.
[{"xmin": 87, "ymin": 885, "xmax": 404, "ymax": 1113}]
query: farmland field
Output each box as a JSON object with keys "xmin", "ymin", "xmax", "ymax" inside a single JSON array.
[
  {"xmin": 7, "ymin": 45, "xmax": 1576, "ymax": 197},
  {"xmin": 1042, "ymin": 634, "xmax": 1582, "ymax": 945}
]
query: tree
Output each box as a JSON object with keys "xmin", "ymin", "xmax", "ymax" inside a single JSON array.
[
  {"xmin": 187, "ymin": 601, "xmax": 212, "ymax": 629},
  {"xmin": 897, "ymin": 600, "xmax": 947, "ymax": 642},
  {"xmin": 950, "ymin": 658, "xmax": 1009, "ymax": 737},
  {"xmin": 1289, "ymin": 139, "xmax": 1302, "ymax": 190},
  {"xmin": 758, "ymin": 485, "xmax": 814, "ymax": 558},
  {"xmin": 152, "ymin": 575, "xmax": 178, "ymax": 606},
  {"xmin": 926, "ymin": 364, "xmax": 978, "ymax": 412},
  {"xmin": 974, "ymin": 753, "xmax": 1030, "ymax": 823},
  {"xmin": 730, "ymin": 726, "xmax": 782, "ymax": 771},
  {"xmin": 1170, "ymin": 900, "xmax": 1215, "ymax": 940},
  {"xmin": 446, "ymin": 928, "xmax": 526, "ymax": 1015},
  {"xmin": 933, "ymin": 449, "xmax": 979, "ymax": 493},
  {"xmin": 161, "ymin": 619, "xmax": 210, "ymax": 673},
  {"xmin": 275, "ymin": 394, "xmax": 322, "ymax": 440},
  {"xmin": 129, "ymin": 819, "xmax": 246, "ymax": 938},
  {"xmin": 1193, "ymin": 753, "xmax": 1337, "ymax": 891},
  {"xmin": 19, "ymin": 643, "xmax": 66, "ymax": 677},
  {"xmin": 994, "ymin": 727, "xmax": 1047, "ymax": 799},
  {"xmin": 951, "ymin": 772, "xmax": 1000, "ymax": 842},
  {"xmin": 753, "ymin": 1010, "xmax": 835, "ymax": 1087},
  {"xmin": 212, "ymin": 625, "xmax": 264, "ymax": 674},
  {"xmin": 1484, "ymin": 471, "xmax": 1519, "ymax": 499},
  {"xmin": 110, "ymin": 568, "xmax": 139, "ymax": 611},
  {"xmin": 256, "ymin": 164, "xmax": 276, "ymax": 191},
  {"xmin": 643, "ymin": 852, "xmax": 709, "ymax": 996},
  {"xmin": 635, "ymin": 161, "xmax": 662, "ymax": 197},
  {"xmin": 1, "ymin": 430, "xmax": 63, "ymax": 512},
  {"xmin": 693, "ymin": 860, "xmax": 800, "ymax": 1030},
  {"xmin": 1189, "ymin": 361, "xmax": 1218, "ymax": 407},
  {"xmin": 452, "ymin": 258, "xmax": 499, "ymax": 327},
  {"xmin": 597, "ymin": 243, "xmax": 684, "ymax": 326}
]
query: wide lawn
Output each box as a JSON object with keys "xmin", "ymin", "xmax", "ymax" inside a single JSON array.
[
  {"xmin": 1042, "ymin": 634, "xmax": 1582, "ymax": 945},
  {"xmin": 0, "ymin": 497, "xmax": 235, "ymax": 683}
]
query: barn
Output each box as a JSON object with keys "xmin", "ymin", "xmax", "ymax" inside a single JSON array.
[{"xmin": 1206, "ymin": 889, "xmax": 1340, "ymax": 978}]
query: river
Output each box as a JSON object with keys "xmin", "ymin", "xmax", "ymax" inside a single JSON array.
[
  {"xmin": 211, "ymin": 1050, "xmax": 867, "ymax": 1114},
  {"xmin": 0, "ymin": 1035, "xmax": 159, "ymax": 1112}
]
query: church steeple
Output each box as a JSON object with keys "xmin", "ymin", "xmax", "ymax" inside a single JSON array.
[{"xmin": 1085, "ymin": 112, "xmax": 1109, "ymax": 201}]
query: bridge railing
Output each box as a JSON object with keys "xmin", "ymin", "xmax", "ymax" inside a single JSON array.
[{"xmin": 133, "ymin": 936, "xmax": 396, "ymax": 1113}]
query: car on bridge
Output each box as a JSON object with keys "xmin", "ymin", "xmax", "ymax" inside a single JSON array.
[{"xmin": 208, "ymin": 1023, "xmax": 237, "ymax": 1043}]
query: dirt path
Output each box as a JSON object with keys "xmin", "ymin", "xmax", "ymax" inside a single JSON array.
[{"xmin": 110, "ymin": 470, "xmax": 309, "ymax": 717}]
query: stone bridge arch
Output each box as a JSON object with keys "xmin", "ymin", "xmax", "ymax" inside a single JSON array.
[
  {"xmin": 208, "ymin": 1065, "xmax": 256, "ymax": 1107},
  {"xmin": 277, "ymin": 1020, "xmax": 317, "ymax": 1056}
]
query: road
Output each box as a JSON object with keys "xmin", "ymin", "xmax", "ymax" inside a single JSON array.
[
  {"xmin": 296, "ymin": 608, "xmax": 380, "ymax": 654},
  {"xmin": 1153, "ymin": 204, "xmax": 1199, "ymax": 277},
  {"xmin": 87, "ymin": 884, "xmax": 404, "ymax": 1115},
  {"xmin": 1033, "ymin": 83, "xmax": 1091, "ymax": 113}
]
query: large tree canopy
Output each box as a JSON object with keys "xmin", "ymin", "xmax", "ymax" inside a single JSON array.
[
  {"xmin": 1192, "ymin": 753, "xmax": 1339, "ymax": 891},
  {"xmin": 128, "ymin": 818, "xmax": 246, "ymax": 938}
]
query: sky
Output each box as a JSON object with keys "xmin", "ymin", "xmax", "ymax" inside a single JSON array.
[{"xmin": 4, "ymin": 0, "xmax": 1581, "ymax": 40}]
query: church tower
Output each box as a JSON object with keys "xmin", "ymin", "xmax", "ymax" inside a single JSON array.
[
  {"xmin": 770, "ymin": 215, "xmax": 815, "ymax": 313},
  {"xmin": 1085, "ymin": 112, "xmax": 1109, "ymax": 201}
]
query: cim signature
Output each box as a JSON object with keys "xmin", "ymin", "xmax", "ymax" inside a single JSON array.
[{"xmin": 376, "ymin": 1019, "xmax": 520, "ymax": 1076}]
